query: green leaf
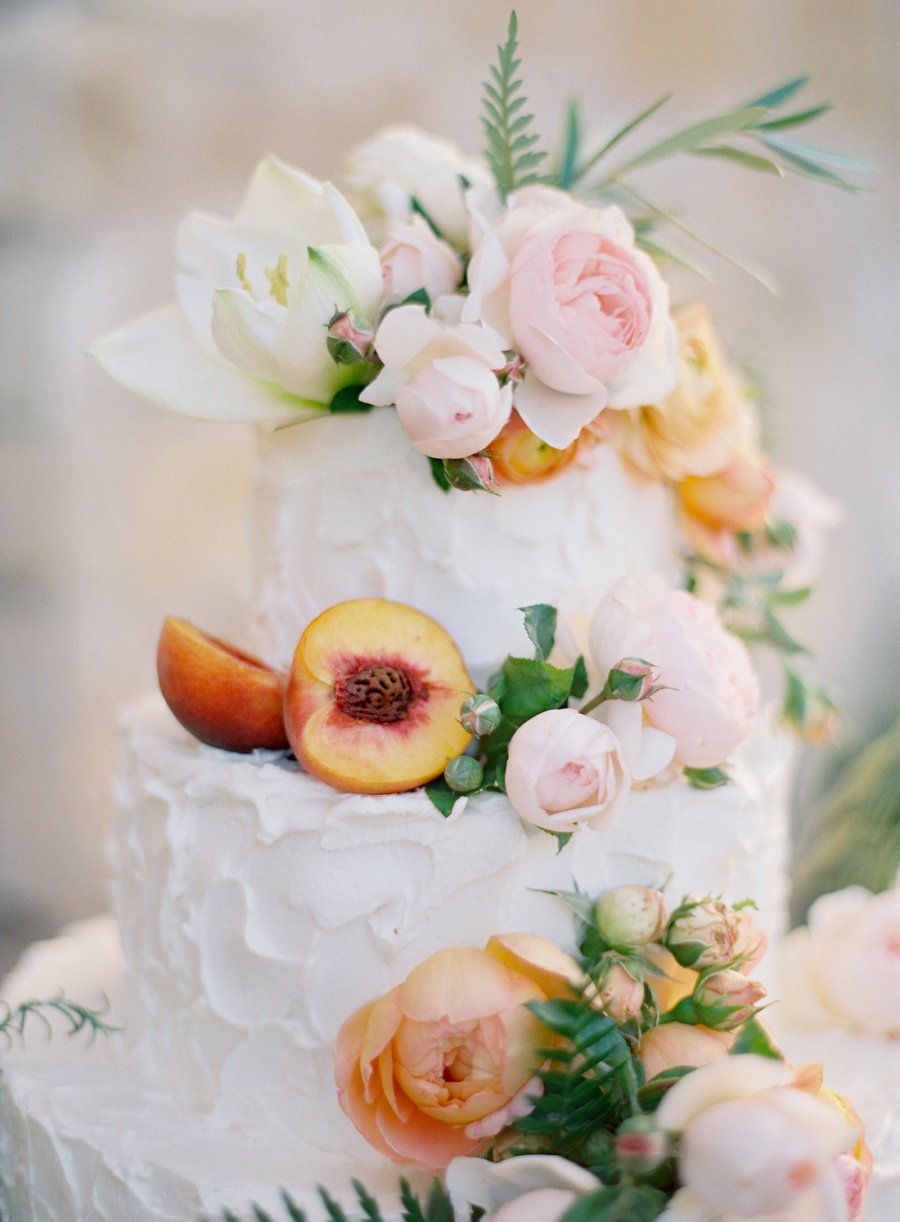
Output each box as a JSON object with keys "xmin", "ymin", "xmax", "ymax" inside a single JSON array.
[
  {"xmin": 423, "ymin": 1180, "xmax": 455, "ymax": 1222},
  {"xmin": 398, "ymin": 286, "xmax": 433, "ymax": 310},
  {"xmin": 317, "ymin": 1188, "xmax": 348, "ymax": 1222},
  {"xmin": 757, "ymin": 103, "xmax": 833, "ymax": 131},
  {"xmin": 427, "ymin": 456, "xmax": 451, "ymax": 493},
  {"xmin": 757, "ymin": 132, "xmax": 873, "ymax": 174},
  {"xmin": 635, "ymin": 235, "xmax": 713, "ymax": 281},
  {"xmin": 520, "ymin": 603, "xmax": 557, "ymax": 661},
  {"xmin": 497, "ymin": 656, "xmax": 577, "ymax": 722},
  {"xmin": 399, "ymin": 1179, "xmax": 427, "ymax": 1222},
  {"xmin": 757, "ymin": 134, "xmax": 860, "ymax": 190},
  {"xmin": 556, "ymin": 99, "xmax": 582, "ymax": 189},
  {"xmin": 684, "ymin": 765, "xmax": 729, "ymax": 790},
  {"xmin": 329, "ymin": 385, "xmax": 373, "ymax": 413},
  {"xmin": 570, "ymin": 655, "xmax": 589, "ymax": 700},
  {"xmin": 637, "ymin": 1064, "xmax": 694, "ymax": 1111},
  {"xmin": 252, "ymin": 1207, "xmax": 277, "ymax": 1222},
  {"xmin": 352, "ymin": 1180, "xmax": 385, "ymax": 1222},
  {"xmin": 575, "ymin": 92, "xmax": 673, "ymax": 183},
  {"xmin": 609, "ymin": 105, "xmax": 769, "ymax": 175},
  {"xmin": 425, "ymin": 778, "xmax": 460, "ymax": 818},
  {"xmin": 409, "ymin": 198, "xmax": 446, "ymax": 241},
  {"xmin": 691, "ymin": 144, "xmax": 785, "ymax": 176},
  {"xmin": 743, "ymin": 75, "xmax": 810, "ymax": 110},
  {"xmin": 280, "ymin": 1192, "xmax": 309, "ymax": 1222},
  {"xmin": 481, "ymin": 12, "xmax": 548, "ymax": 199},
  {"xmin": 561, "ymin": 1186, "xmax": 668, "ymax": 1222},
  {"xmin": 767, "ymin": 585, "xmax": 812, "ymax": 607},
  {"xmin": 730, "ymin": 1015, "xmax": 784, "ymax": 1060}
]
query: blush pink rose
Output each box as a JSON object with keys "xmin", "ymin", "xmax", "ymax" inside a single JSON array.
[
  {"xmin": 464, "ymin": 188, "xmax": 676, "ymax": 448},
  {"xmin": 589, "ymin": 576, "xmax": 759, "ymax": 769},
  {"xmin": 380, "ymin": 214, "xmax": 463, "ymax": 305},
  {"xmin": 504, "ymin": 708, "xmax": 631, "ymax": 833},
  {"xmin": 334, "ymin": 938, "xmax": 576, "ymax": 1171}
]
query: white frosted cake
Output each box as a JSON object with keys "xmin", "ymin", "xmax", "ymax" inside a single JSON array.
[{"xmin": 2, "ymin": 29, "xmax": 890, "ymax": 1221}]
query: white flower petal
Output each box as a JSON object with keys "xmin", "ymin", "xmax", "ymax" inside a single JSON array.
[
  {"xmin": 514, "ymin": 374, "xmax": 607, "ymax": 449},
  {"xmin": 303, "ymin": 243, "xmax": 384, "ymax": 318},
  {"xmin": 211, "ymin": 289, "xmax": 287, "ymax": 385},
  {"xmin": 372, "ymin": 304, "xmax": 441, "ymax": 368},
  {"xmin": 91, "ymin": 305, "xmax": 318, "ymax": 423},
  {"xmin": 657, "ymin": 1054, "xmax": 795, "ymax": 1133},
  {"xmin": 359, "ymin": 366, "xmax": 405, "ymax": 408},
  {"xmin": 446, "ymin": 1155, "xmax": 601, "ymax": 1213}
]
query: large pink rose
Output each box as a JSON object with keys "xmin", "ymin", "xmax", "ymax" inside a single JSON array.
[
  {"xmin": 589, "ymin": 576, "xmax": 759, "ymax": 769},
  {"xmin": 504, "ymin": 708, "xmax": 631, "ymax": 833},
  {"xmin": 465, "ymin": 188, "xmax": 676, "ymax": 448}
]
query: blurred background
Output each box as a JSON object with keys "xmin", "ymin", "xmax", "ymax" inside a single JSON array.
[{"xmin": 1, "ymin": 0, "xmax": 897, "ymax": 972}]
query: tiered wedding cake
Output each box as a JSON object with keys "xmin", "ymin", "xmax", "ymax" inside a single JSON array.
[{"xmin": 1, "ymin": 20, "xmax": 890, "ymax": 1221}]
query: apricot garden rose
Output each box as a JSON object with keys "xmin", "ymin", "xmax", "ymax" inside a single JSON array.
[{"xmin": 334, "ymin": 936, "xmax": 579, "ymax": 1170}]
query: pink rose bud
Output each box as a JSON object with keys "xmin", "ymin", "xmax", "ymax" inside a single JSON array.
[
  {"xmin": 694, "ymin": 969, "xmax": 767, "ymax": 1030},
  {"xmin": 595, "ymin": 957, "xmax": 645, "ymax": 1023},
  {"xmin": 379, "ymin": 214, "xmax": 463, "ymax": 306},
  {"xmin": 326, "ymin": 310, "xmax": 374, "ymax": 365},
  {"xmin": 601, "ymin": 657, "xmax": 659, "ymax": 703},
  {"xmin": 614, "ymin": 1115, "xmax": 670, "ymax": 1175},
  {"xmin": 459, "ymin": 693, "xmax": 502, "ymax": 737},
  {"xmin": 665, "ymin": 897, "xmax": 740, "ymax": 969},
  {"xmin": 733, "ymin": 909, "xmax": 768, "ymax": 975},
  {"xmin": 595, "ymin": 885, "xmax": 668, "ymax": 949},
  {"xmin": 443, "ymin": 453, "xmax": 499, "ymax": 494}
]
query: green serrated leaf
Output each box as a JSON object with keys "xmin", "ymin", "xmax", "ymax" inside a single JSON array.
[
  {"xmin": 425, "ymin": 778, "xmax": 459, "ymax": 818},
  {"xmin": 684, "ymin": 765, "xmax": 729, "ymax": 790},
  {"xmin": 329, "ymin": 384, "xmax": 373, "ymax": 414},
  {"xmin": 498, "ymin": 656, "xmax": 577, "ymax": 722},
  {"xmin": 481, "ymin": 12, "xmax": 549, "ymax": 199},
  {"xmin": 519, "ymin": 603, "xmax": 557, "ymax": 661},
  {"xmin": 426, "ymin": 456, "xmax": 451, "ymax": 493}
]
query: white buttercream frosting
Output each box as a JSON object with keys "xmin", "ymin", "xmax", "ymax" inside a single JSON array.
[{"xmin": 248, "ymin": 408, "xmax": 682, "ymax": 673}]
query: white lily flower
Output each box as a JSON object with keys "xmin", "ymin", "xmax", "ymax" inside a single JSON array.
[{"xmin": 92, "ymin": 155, "xmax": 383, "ymax": 422}]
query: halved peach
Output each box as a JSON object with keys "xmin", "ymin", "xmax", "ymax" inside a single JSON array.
[
  {"xmin": 488, "ymin": 411, "xmax": 582, "ymax": 485},
  {"xmin": 284, "ymin": 599, "xmax": 473, "ymax": 794},
  {"xmin": 157, "ymin": 617, "xmax": 289, "ymax": 753}
]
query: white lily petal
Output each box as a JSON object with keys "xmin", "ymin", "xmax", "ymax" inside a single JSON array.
[
  {"xmin": 323, "ymin": 180, "xmax": 375, "ymax": 248},
  {"xmin": 211, "ymin": 289, "xmax": 288, "ymax": 385},
  {"xmin": 90, "ymin": 305, "xmax": 317, "ymax": 423},
  {"xmin": 372, "ymin": 304, "xmax": 441, "ymax": 368},
  {"xmin": 302, "ymin": 244, "xmax": 384, "ymax": 318},
  {"xmin": 235, "ymin": 154, "xmax": 327, "ymax": 229},
  {"xmin": 514, "ymin": 374, "xmax": 607, "ymax": 448}
]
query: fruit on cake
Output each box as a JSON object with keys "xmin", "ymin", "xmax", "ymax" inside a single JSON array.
[{"xmin": 2, "ymin": 15, "xmax": 891, "ymax": 1222}]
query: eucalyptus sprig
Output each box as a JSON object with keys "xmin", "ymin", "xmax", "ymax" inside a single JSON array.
[
  {"xmin": 0, "ymin": 994, "xmax": 117, "ymax": 1049},
  {"xmin": 482, "ymin": 11, "xmax": 548, "ymax": 200}
]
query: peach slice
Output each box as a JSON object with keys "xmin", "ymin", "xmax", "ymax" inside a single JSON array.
[
  {"xmin": 157, "ymin": 617, "xmax": 289, "ymax": 753},
  {"xmin": 284, "ymin": 599, "xmax": 473, "ymax": 794},
  {"xmin": 488, "ymin": 411, "xmax": 582, "ymax": 485}
]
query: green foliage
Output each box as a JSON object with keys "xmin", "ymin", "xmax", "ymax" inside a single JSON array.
[
  {"xmin": 519, "ymin": 602, "xmax": 557, "ymax": 661},
  {"xmin": 424, "ymin": 776, "xmax": 460, "ymax": 817},
  {"xmin": 514, "ymin": 997, "xmax": 642, "ymax": 1160},
  {"xmin": 426, "ymin": 456, "xmax": 451, "ymax": 493},
  {"xmin": 731, "ymin": 1016, "xmax": 783, "ymax": 1060},
  {"xmin": 328, "ymin": 385, "xmax": 373, "ymax": 413},
  {"xmin": 211, "ymin": 1179, "xmax": 456, "ymax": 1222},
  {"xmin": 0, "ymin": 994, "xmax": 117, "ymax": 1049},
  {"xmin": 482, "ymin": 13, "xmax": 548, "ymax": 199},
  {"xmin": 561, "ymin": 1185, "xmax": 668, "ymax": 1221},
  {"xmin": 683, "ymin": 765, "xmax": 729, "ymax": 791}
]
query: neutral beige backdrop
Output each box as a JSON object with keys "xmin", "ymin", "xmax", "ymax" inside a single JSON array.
[{"xmin": 1, "ymin": 0, "xmax": 897, "ymax": 965}]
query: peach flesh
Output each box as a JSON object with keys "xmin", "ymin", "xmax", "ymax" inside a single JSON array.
[
  {"xmin": 284, "ymin": 599, "xmax": 473, "ymax": 795},
  {"xmin": 157, "ymin": 616, "xmax": 288, "ymax": 753}
]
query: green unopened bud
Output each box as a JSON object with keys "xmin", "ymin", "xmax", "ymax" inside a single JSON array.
[
  {"xmin": 442, "ymin": 454, "xmax": 498, "ymax": 494},
  {"xmin": 326, "ymin": 310, "xmax": 374, "ymax": 365},
  {"xmin": 444, "ymin": 754, "xmax": 484, "ymax": 793},
  {"xmin": 459, "ymin": 693, "xmax": 502, "ymax": 737}
]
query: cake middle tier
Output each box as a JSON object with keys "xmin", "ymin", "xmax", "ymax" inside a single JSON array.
[
  {"xmin": 111, "ymin": 695, "xmax": 792, "ymax": 1151},
  {"xmin": 248, "ymin": 409, "xmax": 682, "ymax": 672}
]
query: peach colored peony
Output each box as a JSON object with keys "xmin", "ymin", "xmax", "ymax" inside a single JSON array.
[
  {"xmin": 638, "ymin": 1022, "xmax": 730, "ymax": 1081},
  {"xmin": 657, "ymin": 1055, "xmax": 860, "ymax": 1219},
  {"xmin": 335, "ymin": 938, "xmax": 579, "ymax": 1170},
  {"xmin": 589, "ymin": 576, "xmax": 759, "ymax": 769},
  {"xmin": 504, "ymin": 708, "xmax": 631, "ymax": 833},
  {"xmin": 611, "ymin": 302, "xmax": 749, "ymax": 483},
  {"xmin": 464, "ymin": 187, "xmax": 676, "ymax": 449},
  {"xmin": 677, "ymin": 451, "xmax": 775, "ymax": 566}
]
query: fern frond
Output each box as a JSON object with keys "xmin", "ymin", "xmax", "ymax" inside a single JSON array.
[{"xmin": 481, "ymin": 12, "xmax": 548, "ymax": 199}]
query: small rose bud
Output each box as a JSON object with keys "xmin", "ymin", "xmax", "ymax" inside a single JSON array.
[
  {"xmin": 601, "ymin": 657, "xmax": 659, "ymax": 702},
  {"xmin": 595, "ymin": 885, "xmax": 668, "ymax": 950},
  {"xmin": 459, "ymin": 693, "xmax": 502, "ymax": 737},
  {"xmin": 614, "ymin": 1114, "xmax": 670, "ymax": 1175},
  {"xmin": 693, "ymin": 968, "xmax": 766, "ymax": 1030},
  {"xmin": 782, "ymin": 668, "xmax": 841, "ymax": 746},
  {"xmin": 594, "ymin": 957, "xmax": 645, "ymax": 1023},
  {"xmin": 665, "ymin": 897, "xmax": 740, "ymax": 969},
  {"xmin": 443, "ymin": 454, "xmax": 498, "ymax": 494},
  {"xmin": 444, "ymin": 754, "xmax": 484, "ymax": 793},
  {"xmin": 326, "ymin": 310, "xmax": 374, "ymax": 365}
]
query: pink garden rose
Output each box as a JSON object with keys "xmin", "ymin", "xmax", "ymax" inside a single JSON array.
[
  {"xmin": 504, "ymin": 708, "xmax": 630, "ymax": 833},
  {"xmin": 464, "ymin": 187, "xmax": 676, "ymax": 449},
  {"xmin": 334, "ymin": 936, "xmax": 579, "ymax": 1170},
  {"xmin": 361, "ymin": 304, "xmax": 513, "ymax": 457},
  {"xmin": 589, "ymin": 576, "xmax": 759, "ymax": 769},
  {"xmin": 657, "ymin": 1055, "xmax": 860, "ymax": 1219},
  {"xmin": 380, "ymin": 213, "xmax": 463, "ymax": 305}
]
